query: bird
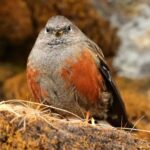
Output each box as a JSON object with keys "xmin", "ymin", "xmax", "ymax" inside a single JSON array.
[{"xmin": 27, "ymin": 15, "xmax": 133, "ymax": 128}]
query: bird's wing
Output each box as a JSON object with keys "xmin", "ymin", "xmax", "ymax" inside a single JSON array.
[{"xmin": 86, "ymin": 39, "xmax": 134, "ymax": 128}]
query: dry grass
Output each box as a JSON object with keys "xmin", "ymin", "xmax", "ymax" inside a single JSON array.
[
  {"xmin": 0, "ymin": 99, "xmax": 149, "ymax": 149},
  {"xmin": 2, "ymin": 73, "xmax": 150, "ymax": 141}
]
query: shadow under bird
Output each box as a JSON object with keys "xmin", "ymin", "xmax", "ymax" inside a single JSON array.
[{"xmin": 27, "ymin": 15, "xmax": 134, "ymax": 128}]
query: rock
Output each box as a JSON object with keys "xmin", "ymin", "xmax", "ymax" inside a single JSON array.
[
  {"xmin": 0, "ymin": 64, "xmax": 17, "ymax": 84},
  {"xmin": 0, "ymin": 0, "xmax": 119, "ymax": 63},
  {"xmin": 2, "ymin": 72, "xmax": 31, "ymax": 100},
  {"xmin": 0, "ymin": 64, "xmax": 19, "ymax": 100},
  {"xmin": 0, "ymin": 0, "xmax": 34, "ymax": 63},
  {"xmin": 0, "ymin": 101, "xmax": 149, "ymax": 149},
  {"xmin": 0, "ymin": 0, "xmax": 33, "ymax": 45},
  {"xmin": 111, "ymin": 2, "xmax": 150, "ymax": 78},
  {"xmin": 113, "ymin": 4, "xmax": 150, "ymax": 78},
  {"xmin": 2, "ymin": 72, "xmax": 150, "ymax": 141},
  {"xmin": 93, "ymin": 0, "xmax": 150, "ymax": 78},
  {"xmin": 115, "ymin": 76, "xmax": 150, "ymax": 141}
]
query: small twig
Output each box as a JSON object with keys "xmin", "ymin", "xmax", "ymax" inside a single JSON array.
[{"xmin": 130, "ymin": 115, "xmax": 145, "ymax": 133}]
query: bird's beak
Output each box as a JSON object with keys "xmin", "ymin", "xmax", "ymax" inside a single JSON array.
[{"xmin": 55, "ymin": 30, "xmax": 64, "ymax": 37}]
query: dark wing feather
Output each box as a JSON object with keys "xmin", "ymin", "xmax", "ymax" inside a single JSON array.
[
  {"xmin": 86, "ymin": 39, "xmax": 134, "ymax": 128},
  {"xmin": 100, "ymin": 61, "xmax": 134, "ymax": 128}
]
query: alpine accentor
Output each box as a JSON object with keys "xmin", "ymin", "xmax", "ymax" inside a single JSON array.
[{"xmin": 27, "ymin": 15, "xmax": 133, "ymax": 128}]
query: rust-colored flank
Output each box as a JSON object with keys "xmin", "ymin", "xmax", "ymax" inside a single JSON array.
[
  {"xmin": 27, "ymin": 67, "xmax": 48, "ymax": 102},
  {"xmin": 61, "ymin": 50, "xmax": 103, "ymax": 102}
]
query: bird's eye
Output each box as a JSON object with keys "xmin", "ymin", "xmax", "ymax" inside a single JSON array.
[
  {"xmin": 45, "ymin": 27, "xmax": 50, "ymax": 33},
  {"xmin": 67, "ymin": 26, "xmax": 71, "ymax": 31},
  {"xmin": 65, "ymin": 25, "xmax": 71, "ymax": 32}
]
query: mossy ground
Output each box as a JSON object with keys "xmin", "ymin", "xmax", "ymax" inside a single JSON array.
[{"xmin": 0, "ymin": 101, "xmax": 149, "ymax": 150}]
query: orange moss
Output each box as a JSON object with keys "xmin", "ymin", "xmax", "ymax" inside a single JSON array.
[
  {"xmin": 2, "ymin": 72, "xmax": 31, "ymax": 100},
  {"xmin": 0, "ymin": 105, "xmax": 149, "ymax": 149},
  {"xmin": 2, "ymin": 72, "xmax": 150, "ymax": 142},
  {"xmin": 115, "ymin": 76, "xmax": 150, "ymax": 141}
]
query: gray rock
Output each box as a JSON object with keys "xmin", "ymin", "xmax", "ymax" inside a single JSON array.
[{"xmin": 113, "ymin": 4, "xmax": 150, "ymax": 78}]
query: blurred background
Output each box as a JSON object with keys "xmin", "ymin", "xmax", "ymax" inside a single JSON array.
[{"xmin": 0, "ymin": 0, "xmax": 149, "ymax": 141}]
